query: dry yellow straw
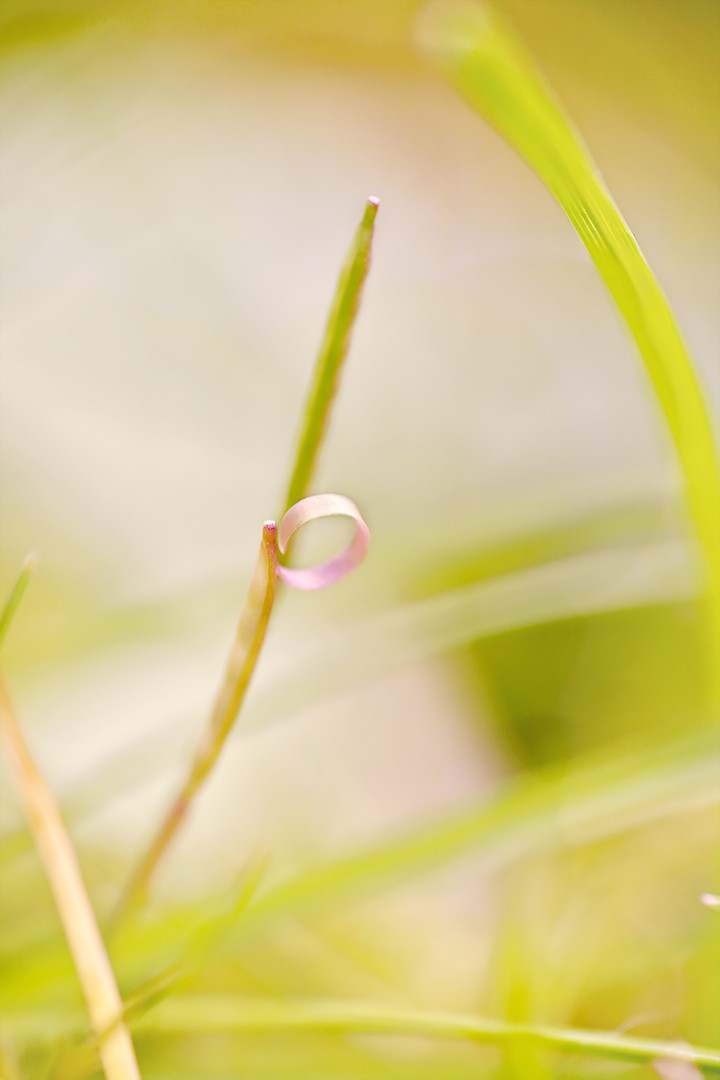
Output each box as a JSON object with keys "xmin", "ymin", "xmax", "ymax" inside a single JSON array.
[{"xmin": 0, "ymin": 673, "xmax": 141, "ymax": 1079}]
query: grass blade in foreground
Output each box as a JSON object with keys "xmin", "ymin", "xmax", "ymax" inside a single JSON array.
[
  {"xmin": 233, "ymin": 730, "xmax": 718, "ymax": 937},
  {"xmin": 283, "ymin": 196, "xmax": 378, "ymax": 513},
  {"xmin": 132, "ymin": 997, "xmax": 720, "ymax": 1072},
  {"xmin": 0, "ymin": 675, "xmax": 141, "ymax": 1080},
  {"xmin": 418, "ymin": 0, "xmax": 720, "ymax": 703}
]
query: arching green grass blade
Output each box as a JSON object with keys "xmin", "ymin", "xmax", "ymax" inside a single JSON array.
[{"xmin": 418, "ymin": 1, "xmax": 720, "ymax": 703}]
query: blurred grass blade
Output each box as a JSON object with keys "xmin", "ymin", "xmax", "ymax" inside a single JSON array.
[
  {"xmin": 238, "ymin": 538, "xmax": 694, "ymax": 738},
  {"xmin": 235, "ymin": 730, "xmax": 718, "ymax": 934},
  {"xmin": 120, "ymin": 857, "xmax": 269, "ymax": 1025},
  {"xmin": 417, "ymin": 0, "xmax": 720, "ymax": 702},
  {"xmin": 0, "ymin": 675, "xmax": 140, "ymax": 1080},
  {"xmin": 283, "ymin": 197, "xmax": 379, "ymax": 513},
  {"xmin": 0, "ymin": 537, "xmax": 692, "ymax": 853},
  {"xmin": 0, "ymin": 552, "xmax": 37, "ymax": 650},
  {"xmin": 131, "ymin": 996, "xmax": 720, "ymax": 1071},
  {"xmin": 113, "ymin": 523, "xmax": 278, "ymax": 924},
  {"xmin": 10, "ymin": 996, "xmax": 719, "ymax": 1072}
]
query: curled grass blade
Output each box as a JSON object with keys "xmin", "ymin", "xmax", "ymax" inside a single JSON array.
[
  {"xmin": 114, "ymin": 494, "xmax": 371, "ymax": 923},
  {"xmin": 129, "ymin": 996, "xmax": 720, "ymax": 1071},
  {"xmin": 283, "ymin": 197, "xmax": 379, "ymax": 514},
  {"xmin": 418, "ymin": 1, "xmax": 720, "ymax": 703}
]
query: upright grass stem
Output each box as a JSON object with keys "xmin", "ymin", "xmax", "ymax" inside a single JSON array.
[
  {"xmin": 419, "ymin": 1, "xmax": 720, "ymax": 704},
  {"xmin": 0, "ymin": 675, "xmax": 141, "ymax": 1080},
  {"xmin": 114, "ymin": 199, "xmax": 378, "ymax": 921}
]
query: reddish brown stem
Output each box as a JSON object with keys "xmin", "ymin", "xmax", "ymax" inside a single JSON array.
[{"xmin": 113, "ymin": 523, "xmax": 278, "ymax": 926}]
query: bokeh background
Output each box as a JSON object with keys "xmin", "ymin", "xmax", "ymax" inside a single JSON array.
[{"xmin": 1, "ymin": 2, "xmax": 719, "ymax": 1078}]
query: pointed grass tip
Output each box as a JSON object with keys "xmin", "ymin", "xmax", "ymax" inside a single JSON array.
[
  {"xmin": 364, "ymin": 196, "xmax": 380, "ymax": 225},
  {"xmin": 700, "ymin": 893, "xmax": 720, "ymax": 911}
]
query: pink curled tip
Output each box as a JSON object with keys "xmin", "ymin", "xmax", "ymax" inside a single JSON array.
[{"xmin": 277, "ymin": 494, "xmax": 370, "ymax": 591}]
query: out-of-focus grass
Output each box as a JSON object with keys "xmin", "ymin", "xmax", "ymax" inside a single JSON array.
[
  {"xmin": 0, "ymin": 555, "xmax": 36, "ymax": 650},
  {"xmin": 419, "ymin": 0, "xmax": 720, "ymax": 707},
  {"xmin": 1, "ymin": 1, "xmax": 719, "ymax": 1078}
]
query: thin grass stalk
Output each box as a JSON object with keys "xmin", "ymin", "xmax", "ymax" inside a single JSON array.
[
  {"xmin": 130, "ymin": 997, "xmax": 720, "ymax": 1071},
  {"xmin": 418, "ymin": 2, "xmax": 720, "ymax": 704},
  {"xmin": 115, "ymin": 199, "xmax": 378, "ymax": 920},
  {"xmin": 0, "ymin": 674, "xmax": 141, "ymax": 1080},
  {"xmin": 113, "ymin": 524, "xmax": 277, "ymax": 922},
  {"xmin": 283, "ymin": 196, "xmax": 378, "ymax": 514}
]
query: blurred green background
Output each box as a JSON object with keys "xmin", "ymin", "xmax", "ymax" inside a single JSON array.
[{"xmin": 1, "ymin": 1, "xmax": 718, "ymax": 1077}]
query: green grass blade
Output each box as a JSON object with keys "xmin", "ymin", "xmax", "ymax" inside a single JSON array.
[
  {"xmin": 11, "ymin": 997, "xmax": 719, "ymax": 1072},
  {"xmin": 283, "ymin": 197, "xmax": 379, "ymax": 513},
  {"xmin": 418, "ymin": 1, "xmax": 720, "ymax": 702},
  {"xmin": 14, "ymin": 995, "xmax": 718, "ymax": 1072},
  {"xmin": 128, "ymin": 996, "xmax": 720, "ymax": 1071},
  {"xmin": 0, "ymin": 553, "xmax": 37, "ymax": 651},
  {"xmin": 235, "ymin": 729, "xmax": 718, "ymax": 936}
]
